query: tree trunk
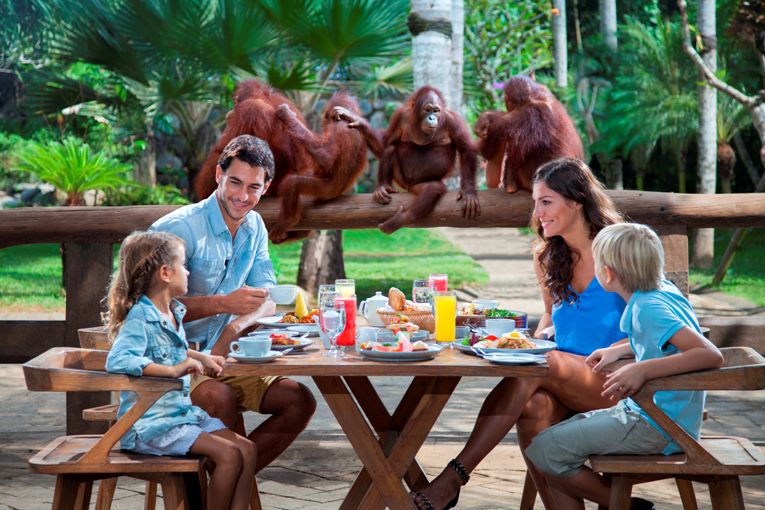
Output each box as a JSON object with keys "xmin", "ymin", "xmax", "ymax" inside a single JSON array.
[
  {"xmin": 599, "ymin": 0, "xmax": 617, "ymax": 52},
  {"xmin": 606, "ymin": 158, "xmax": 624, "ymax": 190},
  {"xmin": 450, "ymin": 0, "xmax": 464, "ymax": 116},
  {"xmin": 297, "ymin": 230, "xmax": 346, "ymax": 295},
  {"xmin": 691, "ymin": 0, "xmax": 717, "ymax": 268},
  {"xmin": 410, "ymin": 0, "xmax": 453, "ymax": 104},
  {"xmin": 135, "ymin": 122, "xmax": 157, "ymax": 186},
  {"xmin": 552, "ymin": 0, "xmax": 568, "ymax": 89}
]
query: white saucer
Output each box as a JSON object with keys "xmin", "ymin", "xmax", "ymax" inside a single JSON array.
[
  {"xmin": 227, "ymin": 350, "xmax": 283, "ymax": 364},
  {"xmin": 483, "ymin": 353, "xmax": 546, "ymax": 365}
]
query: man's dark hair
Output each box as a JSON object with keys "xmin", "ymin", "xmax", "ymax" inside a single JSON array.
[{"xmin": 218, "ymin": 135, "xmax": 275, "ymax": 181}]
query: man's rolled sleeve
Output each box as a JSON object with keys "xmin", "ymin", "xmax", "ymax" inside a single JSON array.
[{"xmin": 106, "ymin": 320, "xmax": 155, "ymax": 376}]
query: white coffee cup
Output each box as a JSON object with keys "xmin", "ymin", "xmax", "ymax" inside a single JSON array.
[
  {"xmin": 268, "ymin": 285, "xmax": 299, "ymax": 305},
  {"xmin": 230, "ymin": 336, "xmax": 271, "ymax": 357},
  {"xmin": 485, "ymin": 318, "xmax": 516, "ymax": 337}
]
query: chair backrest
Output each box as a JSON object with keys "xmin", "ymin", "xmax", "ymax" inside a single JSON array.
[
  {"xmin": 23, "ymin": 347, "xmax": 181, "ymax": 464},
  {"xmin": 78, "ymin": 326, "xmax": 111, "ymax": 350},
  {"xmin": 629, "ymin": 346, "xmax": 765, "ymax": 469}
]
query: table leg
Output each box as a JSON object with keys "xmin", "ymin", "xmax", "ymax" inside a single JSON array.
[{"xmin": 313, "ymin": 376, "xmax": 416, "ymax": 510}]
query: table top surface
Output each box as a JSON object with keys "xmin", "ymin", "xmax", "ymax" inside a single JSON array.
[{"xmin": 223, "ymin": 345, "xmax": 549, "ymax": 377}]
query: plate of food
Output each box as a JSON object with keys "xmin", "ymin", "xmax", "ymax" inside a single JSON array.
[
  {"xmin": 257, "ymin": 312, "xmax": 320, "ymax": 331},
  {"xmin": 359, "ymin": 342, "xmax": 443, "ymax": 362},
  {"xmin": 456, "ymin": 305, "xmax": 527, "ymax": 328},
  {"xmin": 453, "ymin": 331, "xmax": 556, "ymax": 355},
  {"xmin": 265, "ymin": 332, "xmax": 314, "ymax": 351}
]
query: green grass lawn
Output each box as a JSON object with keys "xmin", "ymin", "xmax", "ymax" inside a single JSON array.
[
  {"xmin": 0, "ymin": 229, "xmax": 488, "ymax": 311},
  {"xmin": 689, "ymin": 228, "xmax": 765, "ymax": 307}
]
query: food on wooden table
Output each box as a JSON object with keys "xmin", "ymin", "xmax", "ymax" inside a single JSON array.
[
  {"xmin": 294, "ymin": 291, "xmax": 308, "ymax": 318},
  {"xmin": 270, "ymin": 333, "xmax": 300, "ymax": 346},
  {"xmin": 385, "ymin": 313, "xmax": 420, "ymax": 333},
  {"xmin": 459, "ymin": 330, "xmax": 536, "ymax": 349},
  {"xmin": 388, "ymin": 287, "xmax": 407, "ymax": 311},
  {"xmin": 279, "ymin": 309, "xmax": 319, "ymax": 324},
  {"xmin": 458, "ymin": 304, "xmax": 523, "ymax": 319},
  {"xmin": 360, "ymin": 331, "xmax": 430, "ymax": 352}
]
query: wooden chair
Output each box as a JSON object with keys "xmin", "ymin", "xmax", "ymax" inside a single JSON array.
[
  {"xmin": 24, "ymin": 347, "xmax": 207, "ymax": 510},
  {"xmin": 589, "ymin": 346, "xmax": 765, "ymax": 509}
]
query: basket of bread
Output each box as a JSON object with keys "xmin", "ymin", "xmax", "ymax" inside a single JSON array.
[{"xmin": 376, "ymin": 287, "xmax": 435, "ymax": 332}]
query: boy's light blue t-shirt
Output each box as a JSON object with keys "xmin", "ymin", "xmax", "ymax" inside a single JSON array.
[
  {"xmin": 150, "ymin": 194, "xmax": 276, "ymax": 351},
  {"xmin": 620, "ymin": 279, "xmax": 705, "ymax": 454}
]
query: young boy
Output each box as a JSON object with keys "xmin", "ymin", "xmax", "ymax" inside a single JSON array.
[{"xmin": 525, "ymin": 223, "xmax": 724, "ymax": 509}]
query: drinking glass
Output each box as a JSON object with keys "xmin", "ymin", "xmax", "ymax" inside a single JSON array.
[
  {"xmin": 434, "ymin": 291, "xmax": 457, "ymax": 343},
  {"xmin": 428, "ymin": 273, "xmax": 448, "ymax": 293},
  {"xmin": 412, "ymin": 279, "xmax": 431, "ymax": 304},
  {"xmin": 320, "ymin": 296, "xmax": 347, "ymax": 358},
  {"xmin": 318, "ymin": 284, "xmax": 337, "ymax": 307},
  {"xmin": 335, "ymin": 295, "xmax": 357, "ymax": 348},
  {"xmin": 335, "ymin": 279, "xmax": 355, "ymax": 298}
]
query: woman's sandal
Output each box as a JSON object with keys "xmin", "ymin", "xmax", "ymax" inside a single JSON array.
[{"xmin": 412, "ymin": 458, "xmax": 470, "ymax": 510}]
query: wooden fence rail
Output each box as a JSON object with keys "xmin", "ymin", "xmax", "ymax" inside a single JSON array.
[{"xmin": 1, "ymin": 189, "xmax": 764, "ymax": 434}]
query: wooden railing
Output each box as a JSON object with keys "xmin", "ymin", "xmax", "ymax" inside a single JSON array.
[{"xmin": 2, "ymin": 189, "xmax": 764, "ymax": 433}]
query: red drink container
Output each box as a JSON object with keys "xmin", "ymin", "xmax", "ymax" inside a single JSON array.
[
  {"xmin": 429, "ymin": 273, "xmax": 448, "ymax": 293},
  {"xmin": 335, "ymin": 295, "xmax": 357, "ymax": 347}
]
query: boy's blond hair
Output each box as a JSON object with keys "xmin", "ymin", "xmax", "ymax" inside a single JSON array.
[{"xmin": 592, "ymin": 223, "xmax": 664, "ymax": 292}]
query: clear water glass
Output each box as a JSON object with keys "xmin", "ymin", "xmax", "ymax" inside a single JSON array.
[
  {"xmin": 320, "ymin": 297, "xmax": 346, "ymax": 358},
  {"xmin": 335, "ymin": 279, "xmax": 355, "ymax": 298}
]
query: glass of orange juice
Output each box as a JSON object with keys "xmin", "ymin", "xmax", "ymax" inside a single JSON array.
[{"xmin": 434, "ymin": 292, "xmax": 457, "ymax": 343}]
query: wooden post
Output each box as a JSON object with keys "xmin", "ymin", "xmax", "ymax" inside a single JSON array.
[
  {"xmin": 656, "ymin": 225, "xmax": 689, "ymax": 296},
  {"xmin": 63, "ymin": 241, "xmax": 113, "ymax": 435}
]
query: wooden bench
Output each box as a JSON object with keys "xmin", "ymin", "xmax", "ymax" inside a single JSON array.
[
  {"xmin": 589, "ymin": 346, "xmax": 765, "ymax": 509},
  {"xmin": 23, "ymin": 347, "xmax": 207, "ymax": 510}
]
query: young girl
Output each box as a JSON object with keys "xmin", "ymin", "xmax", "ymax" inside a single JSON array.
[
  {"xmin": 525, "ymin": 223, "xmax": 724, "ymax": 509},
  {"xmin": 105, "ymin": 231, "xmax": 256, "ymax": 510}
]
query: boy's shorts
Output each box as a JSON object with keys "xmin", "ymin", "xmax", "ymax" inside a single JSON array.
[
  {"xmin": 191, "ymin": 374, "xmax": 284, "ymax": 413},
  {"xmin": 525, "ymin": 404, "xmax": 668, "ymax": 478}
]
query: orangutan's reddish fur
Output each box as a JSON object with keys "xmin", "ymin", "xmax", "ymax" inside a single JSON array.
[
  {"xmin": 475, "ymin": 75, "xmax": 584, "ymax": 193},
  {"xmin": 194, "ymin": 80, "xmax": 313, "ymax": 200},
  {"xmin": 268, "ymin": 91, "xmax": 368, "ymax": 243}
]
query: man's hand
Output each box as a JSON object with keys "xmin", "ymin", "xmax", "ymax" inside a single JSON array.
[
  {"xmin": 190, "ymin": 351, "xmax": 225, "ymax": 377},
  {"xmin": 223, "ymin": 286, "xmax": 270, "ymax": 315}
]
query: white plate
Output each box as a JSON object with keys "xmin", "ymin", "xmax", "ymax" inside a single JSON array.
[
  {"xmin": 483, "ymin": 353, "xmax": 546, "ymax": 365},
  {"xmin": 248, "ymin": 329, "xmax": 298, "ymax": 337},
  {"xmin": 358, "ymin": 344, "xmax": 443, "ymax": 362},
  {"xmin": 453, "ymin": 339, "xmax": 557, "ymax": 356},
  {"xmin": 271, "ymin": 338, "xmax": 313, "ymax": 351},
  {"xmin": 285, "ymin": 324, "xmax": 321, "ymax": 335},
  {"xmin": 227, "ymin": 350, "xmax": 283, "ymax": 364},
  {"xmin": 257, "ymin": 315, "xmax": 321, "ymax": 333}
]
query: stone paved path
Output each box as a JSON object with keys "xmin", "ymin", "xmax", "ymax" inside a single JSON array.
[{"xmin": 1, "ymin": 227, "xmax": 764, "ymax": 509}]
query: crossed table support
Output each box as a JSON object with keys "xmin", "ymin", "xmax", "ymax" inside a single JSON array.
[{"xmin": 225, "ymin": 348, "xmax": 548, "ymax": 509}]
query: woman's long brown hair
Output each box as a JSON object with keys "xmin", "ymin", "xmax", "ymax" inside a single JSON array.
[{"xmin": 531, "ymin": 158, "xmax": 623, "ymax": 305}]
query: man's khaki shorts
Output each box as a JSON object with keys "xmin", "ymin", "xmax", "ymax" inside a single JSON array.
[{"xmin": 190, "ymin": 373, "xmax": 283, "ymax": 413}]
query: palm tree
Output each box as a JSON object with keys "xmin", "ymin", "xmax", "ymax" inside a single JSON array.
[{"xmin": 594, "ymin": 17, "xmax": 698, "ymax": 192}]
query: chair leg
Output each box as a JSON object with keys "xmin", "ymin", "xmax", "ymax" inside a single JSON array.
[
  {"xmin": 53, "ymin": 475, "xmax": 93, "ymax": 510},
  {"xmin": 159, "ymin": 474, "xmax": 188, "ymax": 510},
  {"xmin": 145, "ymin": 480, "xmax": 158, "ymax": 510},
  {"xmin": 675, "ymin": 478, "xmax": 699, "ymax": 510},
  {"xmin": 519, "ymin": 470, "xmax": 537, "ymax": 510},
  {"xmin": 608, "ymin": 474, "xmax": 633, "ymax": 510},
  {"xmin": 95, "ymin": 477, "xmax": 118, "ymax": 510},
  {"xmin": 250, "ymin": 477, "xmax": 262, "ymax": 510},
  {"xmin": 708, "ymin": 476, "xmax": 745, "ymax": 510}
]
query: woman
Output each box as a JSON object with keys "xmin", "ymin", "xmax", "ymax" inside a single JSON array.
[{"xmin": 413, "ymin": 158, "xmax": 626, "ymax": 510}]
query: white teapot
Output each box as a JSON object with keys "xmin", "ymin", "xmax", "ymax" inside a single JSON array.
[{"xmin": 358, "ymin": 291, "xmax": 388, "ymax": 327}]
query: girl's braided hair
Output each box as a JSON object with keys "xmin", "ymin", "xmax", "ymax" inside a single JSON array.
[{"xmin": 103, "ymin": 231, "xmax": 184, "ymax": 340}]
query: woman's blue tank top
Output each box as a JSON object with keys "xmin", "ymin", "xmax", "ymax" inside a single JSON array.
[{"xmin": 551, "ymin": 277, "xmax": 626, "ymax": 356}]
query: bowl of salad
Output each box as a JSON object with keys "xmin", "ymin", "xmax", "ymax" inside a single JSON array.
[{"xmin": 456, "ymin": 305, "xmax": 527, "ymax": 329}]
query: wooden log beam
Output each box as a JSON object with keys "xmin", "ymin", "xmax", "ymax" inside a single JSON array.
[{"xmin": 1, "ymin": 190, "xmax": 764, "ymax": 248}]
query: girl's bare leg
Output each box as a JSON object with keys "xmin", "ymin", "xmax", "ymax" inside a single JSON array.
[
  {"xmin": 413, "ymin": 351, "xmax": 611, "ymax": 510},
  {"xmin": 189, "ymin": 432, "xmax": 243, "ymax": 510},
  {"xmin": 212, "ymin": 429, "xmax": 257, "ymax": 510}
]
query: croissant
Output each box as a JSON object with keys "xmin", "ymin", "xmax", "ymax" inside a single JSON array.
[{"xmin": 388, "ymin": 287, "xmax": 406, "ymax": 311}]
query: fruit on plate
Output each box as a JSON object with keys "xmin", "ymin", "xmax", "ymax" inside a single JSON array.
[
  {"xmin": 270, "ymin": 333, "xmax": 299, "ymax": 346},
  {"xmin": 360, "ymin": 332, "xmax": 430, "ymax": 353},
  {"xmin": 388, "ymin": 287, "xmax": 407, "ymax": 311},
  {"xmin": 294, "ymin": 291, "xmax": 308, "ymax": 318}
]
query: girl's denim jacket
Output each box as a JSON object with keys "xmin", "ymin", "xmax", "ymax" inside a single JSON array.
[{"xmin": 106, "ymin": 295, "xmax": 209, "ymax": 450}]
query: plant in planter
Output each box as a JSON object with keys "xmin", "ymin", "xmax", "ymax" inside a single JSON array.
[{"xmin": 13, "ymin": 138, "xmax": 132, "ymax": 205}]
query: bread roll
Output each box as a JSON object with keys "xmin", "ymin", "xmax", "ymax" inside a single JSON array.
[{"xmin": 388, "ymin": 287, "xmax": 406, "ymax": 311}]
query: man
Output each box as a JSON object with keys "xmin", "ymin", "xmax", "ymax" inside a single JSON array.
[{"xmin": 151, "ymin": 134, "xmax": 316, "ymax": 472}]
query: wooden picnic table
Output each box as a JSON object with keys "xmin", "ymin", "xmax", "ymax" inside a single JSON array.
[{"xmin": 224, "ymin": 345, "xmax": 548, "ymax": 510}]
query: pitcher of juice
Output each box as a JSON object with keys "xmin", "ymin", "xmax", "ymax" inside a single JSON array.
[{"xmin": 434, "ymin": 292, "xmax": 457, "ymax": 343}]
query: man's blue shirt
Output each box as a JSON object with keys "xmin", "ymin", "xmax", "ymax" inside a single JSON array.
[{"xmin": 150, "ymin": 194, "xmax": 275, "ymax": 350}]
